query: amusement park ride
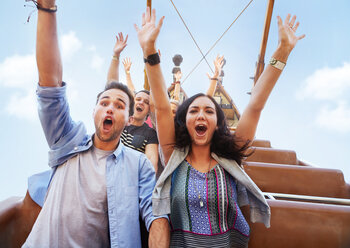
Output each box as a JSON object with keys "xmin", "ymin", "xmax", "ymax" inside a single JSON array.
[{"xmin": 1, "ymin": 0, "xmax": 350, "ymax": 247}]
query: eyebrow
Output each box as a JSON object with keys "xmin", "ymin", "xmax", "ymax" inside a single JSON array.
[
  {"xmin": 100, "ymin": 96, "xmax": 127, "ymax": 106},
  {"xmin": 189, "ymin": 105, "xmax": 215, "ymax": 109}
]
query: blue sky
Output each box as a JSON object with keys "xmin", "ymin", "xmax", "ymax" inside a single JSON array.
[{"xmin": 1, "ymin": 0, "xmax": 350, "ymax": 201}]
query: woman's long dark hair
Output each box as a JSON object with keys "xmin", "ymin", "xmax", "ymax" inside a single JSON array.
[{"xmin": 174, "ymin": 93, "xmax": 250, "ymax": 165}]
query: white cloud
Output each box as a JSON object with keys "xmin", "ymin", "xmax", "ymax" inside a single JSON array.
[
  {"xmin": 0, "ymin": 32, "xmax": 106, "ymax": 123},
  {"xmin": 316, "ymin": 101, "xmax": 350, "ymax": 133},
  {"xmin": 0, "ymin": 54, "xmax": 36, "ymax": 89},
  {"xmin": 87, "ymin": 45, "xmax": 97, "ymax": 52},
  {"xmin": 60, "ymin": 31, "xmax": 82, "ymax": 61},
  {"xmin": 90, "ymin": 54, "xmax": 105, "ymax": 71},
  {"xmin": 297, "ymin": 63, "xmax": 350, "ymax": 133},
  {"xmin": 298, "ymin": 63, "xmax": 350, "ymax": 100},
  {"xmin": 5, "ymin": 89, "xmax": 38, "ymax": 122}
]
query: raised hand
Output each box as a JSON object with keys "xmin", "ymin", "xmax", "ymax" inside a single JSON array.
[
  {"xmin": 134, "ymin": 7, "xmax": 165, "ymax": 55},
  {"xmin": 113, "ymin": 32, "xmax": 128, "ymax": 57},
  {"xmin": 122, "ymin": 57, "xmax": 132, "ymax": 72},
  {"xmin": 277, "ymin": 14, "xmax": 305, "ymax": 53},
  {"xmin": 36, "ymin": 0, "xmax": 56, "ymax": 8},
  {"xmin": 206, "ymin": 55, "xmax": 224, "ymax": 79}
]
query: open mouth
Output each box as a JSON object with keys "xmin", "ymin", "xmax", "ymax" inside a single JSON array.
[
  {"xmin": 195, "ymin": 124, "xmax": 207, "ymax": 136},
  {"xmin": 136, "ymin": 106, "xmax": 143, "ymax": 112},
  {"xmin": 103, "ymin": 117, "xmax": 113, "ymax": 131}
]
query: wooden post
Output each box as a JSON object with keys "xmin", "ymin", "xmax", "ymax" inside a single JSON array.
[
  {"xmin": 253, "ymin": 0, "xmax": 274, "ymax": 85},
  {"xmin": 143, "ymin": 0, "xmax": 152, "ymax": 90},
  {"xmin": 147, "ymin": 0, "xmax": 152, "ymax": 9}
]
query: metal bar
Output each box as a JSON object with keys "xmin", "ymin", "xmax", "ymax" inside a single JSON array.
[
  {"xmin": 253, "ymin": 0, "xmax": 274, "ymax": 85},
  {"xmin": 265, "ymin": 193, "xmax": 276, "ymax": 200},
  {"xmin": 264, "ymin": 192, "xmax": 350, "ymax": 205}
]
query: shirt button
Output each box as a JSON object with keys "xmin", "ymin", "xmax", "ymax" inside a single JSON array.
[{"xmin": 74, "ymin": 146, "xmax": 78, "ymax": 151}]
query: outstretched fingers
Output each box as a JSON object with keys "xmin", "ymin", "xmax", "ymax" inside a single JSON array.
[
  {"xmin": 297, "ymin": 34, "xmax": 306, "ymax": 40},
  {"xmin": 151, "ymin": 8, "xmax": 156, "ymax": 24},
  {"xmin": 289, "ymin": 15, "xmax": 296, "ymax": 28},
  {"xmin": 284, "ymin": 13, "xmax": 291, "ymax": 26},
  {"xmin": 277, "ymin": 16, "xmax": 283, "ymax": 28},
  {"xmin": 145, "ymin": 7, "xmax": 151, "ymax": 24},
  {"xmin": 157, "ymin": 15, "xmax": 165, "ymax": 31},
  {"xmin": 142, "ymin": 12, "xmax": 146, "ymax": 26}
]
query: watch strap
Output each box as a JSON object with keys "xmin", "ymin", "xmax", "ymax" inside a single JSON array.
[
  {"xmin": 144, "ymin": 53, "xmax": 160, "ymax": 66},
  {"xmin": 269, "ymin": 57, "xmax": 286, "ymax": 70}
]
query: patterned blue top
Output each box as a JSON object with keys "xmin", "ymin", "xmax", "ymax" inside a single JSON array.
[{"xmin": 170, "ymin": 160, "xmax": 250, "ymax": 247}]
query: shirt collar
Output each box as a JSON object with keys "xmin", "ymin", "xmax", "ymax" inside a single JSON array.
[
  {"xmin": 88, "ymin": 134, "xmax": 124, "ymax": 159},
  {"xmin": 113, "ymin": 140, "xmax": 124, "ymax": 159}
]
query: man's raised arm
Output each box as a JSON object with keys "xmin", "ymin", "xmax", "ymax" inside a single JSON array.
[{"xmin": 36, "ymin": 0, "xmax": 62, "ymax": 87}]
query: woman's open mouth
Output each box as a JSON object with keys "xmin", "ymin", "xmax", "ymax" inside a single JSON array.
[{"xmin": 195, "ymin": 124, "xmax": 207, "ymax": 136}]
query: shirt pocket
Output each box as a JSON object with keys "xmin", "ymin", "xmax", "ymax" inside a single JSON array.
[{"xmin": 131, "ymin": 135, "xmax": 146, "ymax": 149}]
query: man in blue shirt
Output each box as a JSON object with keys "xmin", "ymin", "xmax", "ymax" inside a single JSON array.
[{"xmin": 22, "ymin": 0, "xmax": 169, "ymax": 247}]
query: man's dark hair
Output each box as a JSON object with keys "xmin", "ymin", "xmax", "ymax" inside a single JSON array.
[
  {"xmin": 174, "ymin": 93, "xmax": 250, "ymax": 165},
  {"xmin": 135, "ymin": 89, "xmax": 150, "ymax": 96},
  {"xmin": 96, "ymin": 81, "xmax": 135, "ymax": 116}
]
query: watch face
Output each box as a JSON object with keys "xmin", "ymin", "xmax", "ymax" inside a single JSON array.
[
  {"xmin": 145, "ymin": 53, "xmax": 160, "ymax": 65},
  {"xmin": 270, "ymin": 58, "xmax": 277, "ymax": 65}
]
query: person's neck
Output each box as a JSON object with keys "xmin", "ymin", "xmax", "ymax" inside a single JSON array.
[
  {"xmin": 131, "ymin": 118, "xmax": 145, "ymax": 126},
  {"xmin": 188, "ymin": 144, "xmax": 214, "ymax": 173},
  {"xmin": 93, "ymin": 135, "xmax": 120, "ymax": 151}
]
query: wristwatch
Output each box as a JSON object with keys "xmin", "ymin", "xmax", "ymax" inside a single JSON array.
[
  {"xmin": 144, "ymin": 53, "xmax": 160, "ymax": 66},
  {"xmin": 269, "ymin": 57, "xmax": 286, "ymax": 70}
]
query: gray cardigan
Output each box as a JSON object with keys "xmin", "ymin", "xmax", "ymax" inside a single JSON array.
[{"xmin": 152, "ymin": 146, "xmax": 271, "ymax": 228}]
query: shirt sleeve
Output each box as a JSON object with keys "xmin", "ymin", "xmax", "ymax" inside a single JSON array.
[
  {"xmin": 37, "ymin": 82, "xmax": 88, "ymax": 167},
  {"xmin": 146, "ymin": 127, "xmax": 158, "ymax": 145},
  {"xmin": 28, "ymin": 170, "xmax": 53, "ymax": 207},
  {"xmin": 37, "ymin": 82, "xmax": 75, "ymax": 147},
  {"xmin": 138, "ymin": 154, "xmax": 168, "ymax": 230}
]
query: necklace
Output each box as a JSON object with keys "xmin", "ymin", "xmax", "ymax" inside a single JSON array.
[{"xmin": 189, "ymin": 154, "xmax": 211, "ymax": 208}]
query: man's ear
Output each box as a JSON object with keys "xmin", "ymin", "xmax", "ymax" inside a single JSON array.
[{"xmin": 126, "ymin": 116, "xmax": 134, "ymax": 126}]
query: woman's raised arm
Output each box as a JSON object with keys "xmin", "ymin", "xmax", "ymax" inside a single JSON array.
[
  {"xmin": 135, "ymin": 8, "xmax": 175, "ymax": 164},
  {"xmin": 235, "ymin": 14, "xmax": 305, "ymax": 149}
]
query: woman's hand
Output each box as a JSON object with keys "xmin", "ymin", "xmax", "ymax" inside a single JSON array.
[
  {"xmin": 134, "ymin": 7, "xmax": 165, "ymax": 56},
  {"xmin": 277, "ymin": 14, "xmax": 305, "ymax": 54}
]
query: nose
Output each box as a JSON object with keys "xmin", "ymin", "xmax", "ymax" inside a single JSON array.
[
  {"xmin": 196, "ymin": 109, "xmax": 205, "ymax": 120},
  {"xmin": 106, "ymin": 105, "xmax": 114, "ymax": 114}
]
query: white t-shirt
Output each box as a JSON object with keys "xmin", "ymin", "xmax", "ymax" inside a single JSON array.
[{"xmin": 23, "ymin": 146, "xmax": 113, "ymax": 248}]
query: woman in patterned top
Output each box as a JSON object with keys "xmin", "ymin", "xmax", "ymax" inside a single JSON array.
[{"xmin": 135, "ymin": 7, "xmax": 305, "ymax": 247}]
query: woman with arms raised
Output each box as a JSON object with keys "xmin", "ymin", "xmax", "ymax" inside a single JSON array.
[{"xmin": 135, "ymin": 7, "xmax": 304, "ymax": 247}]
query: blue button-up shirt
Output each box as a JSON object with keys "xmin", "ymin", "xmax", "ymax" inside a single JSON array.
[{"xmin": 30, "ymin": 83, "xmax": 164, "ymax": 247}]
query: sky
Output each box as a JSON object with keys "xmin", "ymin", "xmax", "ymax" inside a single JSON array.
[{"xmin": 0, "ymin": 0, "xmax": 350, "ymax": 201}]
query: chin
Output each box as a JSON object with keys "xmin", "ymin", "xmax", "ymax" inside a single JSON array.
[{"xmin": 192, "ymin": 138, "xmax": 210, "ymax": 146}]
